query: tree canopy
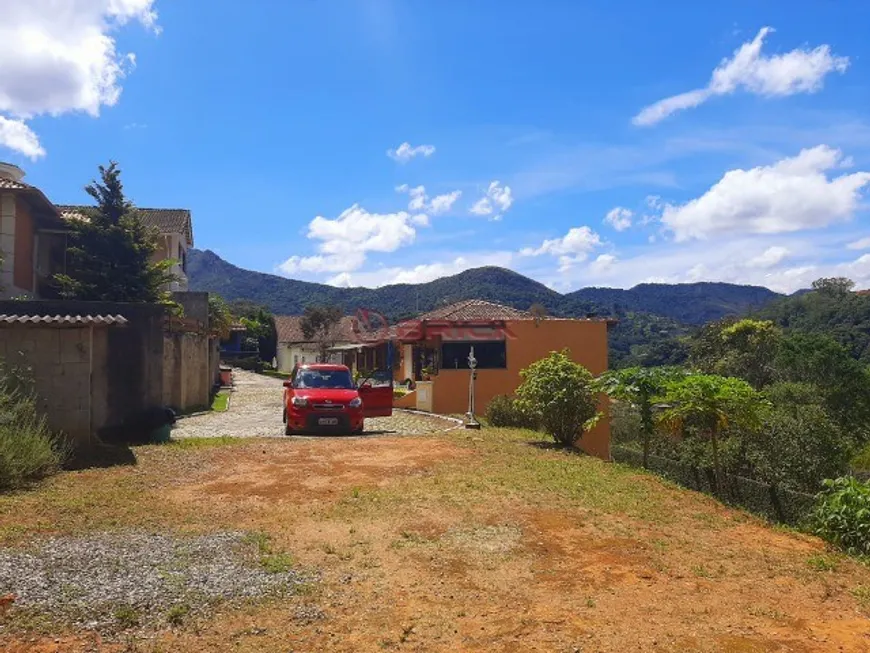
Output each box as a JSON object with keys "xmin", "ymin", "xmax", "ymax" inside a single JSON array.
[{"xmin": 54, "ymin": 161, "xmax": 176, "ymax": 303}]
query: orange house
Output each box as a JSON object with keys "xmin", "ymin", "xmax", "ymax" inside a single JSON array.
[{"xmin": 391, "ymin": 300, "xmax": 613, "ymax": 460}]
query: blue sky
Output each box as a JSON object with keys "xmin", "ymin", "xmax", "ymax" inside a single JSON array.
[{"xmin": 2, "ymin": 1, "xmax": 870, "ymax": 292}]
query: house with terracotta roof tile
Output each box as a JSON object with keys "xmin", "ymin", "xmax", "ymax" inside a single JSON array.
[
  {"xmin": 391, "ymin": 299, "xmax": 613, "ymax": 459},
  {"xmin": 275, "ymin": 299, "xmax": 613, "ymax": 459},
  {"xmin": 55, "ymin": 205, "xmax": 194, "ymax": 292},
  {"xmin": 273, "ymin": 315, "xmax": 360, "ymax": 372},
  {"xmin": 0, "ymin": 161, "xmax": 194, "ymax": 299}
]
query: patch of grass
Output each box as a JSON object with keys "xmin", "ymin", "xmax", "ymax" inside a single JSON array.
[
  {"xmin": 243, "ymin": 532, "xmax": 296, "ymax": 574},
  {"xmin": 261, "ymin": 552, "xmax": 295, "ymax": 574},
  {"xmin": 113, "ymin": 604, "xmax": 140, "ymax": 629},
  {"xmin": 331, "ymin": 426, "xmax": 672, "ymax": 525},
  {"xmin": 259, "ymin": 369, "xmax": 291, "ymax": 380},
  {"xmin": 852, "ymin": 585, "xmax": 870, "ymax": 606},
  {"xmin": 168, "ymin": 436, "xmax": 239, "ymax": 450},
  {"xmin": 166, "ymin": 602, "xmax": 191, "ymax": 626},
  {"xmin": 691, "ymin": 564, "xmax": 713, "ymax": 578},
  {"xmin": 211, "ymin": 391, "xmax": 230, "ymax": 412},
  {"xmin": 807, "ymin": 554, "xmax": 839, "ymax": 572}
]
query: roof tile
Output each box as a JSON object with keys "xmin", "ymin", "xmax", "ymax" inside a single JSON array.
[
  {"xmin": 416, "ymin": 299, "xmax": 532, "ymax": 321},
  {"xmin": 274, "ymin": 315, "xmax": 357, "ymax": 343},
  {"xmin": 0, "ymin": 178, "xmax": 30, "ymax": 191},
  {"xmin": 55, "ymin": 205, "xmax": 194, "ymax": 245},
  {"xmin": 0, "ymin": 314, "xmax": 129, "ymax": 327}
]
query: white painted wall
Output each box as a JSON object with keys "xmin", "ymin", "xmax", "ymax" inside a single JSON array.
[
  {"xmin": 403, "ymin": 344, "xmax": 413, "ymax": 380},
  {"xmin": 276, "ymin": 342, "xmax": 342, "ymax": 373}
]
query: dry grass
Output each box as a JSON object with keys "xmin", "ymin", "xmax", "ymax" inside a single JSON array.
[{"xmin": 2, "ymin": 428, "xmax": 870, "ymax": 652}]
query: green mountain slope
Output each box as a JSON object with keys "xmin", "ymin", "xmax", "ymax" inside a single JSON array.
[{"xmin": 187, "ymin": 248, "xmax": 784, "ymax": 324}]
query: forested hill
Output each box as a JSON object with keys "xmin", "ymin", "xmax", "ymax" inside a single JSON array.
[{"xmin": 187, "ymin": 248, "xmax": 783, "ymax": 324}]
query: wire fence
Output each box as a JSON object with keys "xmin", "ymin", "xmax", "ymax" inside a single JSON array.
[{"xmin": 611, "ymin": 445, "xmax": 816, "ymax": 525}]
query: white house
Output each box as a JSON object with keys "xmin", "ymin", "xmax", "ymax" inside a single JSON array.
[{"xmin": 274, "ymin": 315, "xmax": 357, "ymax": 373}]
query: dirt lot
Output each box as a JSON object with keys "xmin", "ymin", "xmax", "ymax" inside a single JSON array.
[{"xmin": 2, "ymin": 428, "xmax": 870, "ymax": 652}]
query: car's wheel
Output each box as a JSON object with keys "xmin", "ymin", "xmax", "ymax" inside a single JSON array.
[{"xmin": 284, "ymin": 422, "xmax": 293, "ymax": 436}]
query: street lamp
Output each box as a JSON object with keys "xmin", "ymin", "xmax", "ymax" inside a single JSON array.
[{"xmin": 465, "ymin": 346, "xmax": 481, "ymax": 429}]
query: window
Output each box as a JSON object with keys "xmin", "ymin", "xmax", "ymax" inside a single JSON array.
[
  {"xmin": 440, "ymin": 341, "xmax": 506, "ymax": 370},
  {"xmin": 293, "ymin": 368, "xmax": 354, "ymax": 389}
]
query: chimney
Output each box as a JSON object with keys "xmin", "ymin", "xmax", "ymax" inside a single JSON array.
[{"xmin": 0, "ymin": 162, "xmax": 25, "ymax": 182}]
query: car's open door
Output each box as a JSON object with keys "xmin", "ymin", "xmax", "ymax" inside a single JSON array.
[{"xmin": 357, "ymin": 343, "xmax": 394, "ymax": 418}]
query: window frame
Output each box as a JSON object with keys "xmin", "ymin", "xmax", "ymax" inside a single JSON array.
[{"xmin": 440, "ymin": 340, "xmax": 507, "ymax": 370}]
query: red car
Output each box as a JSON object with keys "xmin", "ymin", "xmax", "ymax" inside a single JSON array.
[{"xmin": 282, "ymin": 363, "xmax": 393, "ymax": 435}]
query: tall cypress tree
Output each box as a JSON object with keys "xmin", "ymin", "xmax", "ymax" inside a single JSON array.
[{"xmin": 54, "ymin": 161, "xmax": 176, "ymax": 303}]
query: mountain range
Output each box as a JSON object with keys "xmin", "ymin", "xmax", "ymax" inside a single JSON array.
[{"xmin": 187, "ymin": 249, "xmax": 784, "ymax": 324}]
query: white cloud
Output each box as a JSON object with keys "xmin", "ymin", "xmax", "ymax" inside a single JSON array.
[
  {"xmin": 396, "ymin": 184, "xmax": 461, "ymax": 216},
  {"xmin": 406, "ymin": 185, "xmax": 427, "ymax": 211},
  {"xmin": 747, "ymin": 246, "xmax": 789, "ymax": 268},
  {"xmin": 590, "ymin": 254, "xmax": 617, "ymax": 275},
  {"xmin": 520, "ymin": 226, "xmax": 602, "ymax": 272},
  {"xmin": 469, "ymin": 181, "xmax": 513, "ymax": 218},
  {"xmin": 0, "ymin": 0, "xmax": 158, "ymax": 157},
  {"xmin": 428, "ymin": 190, "xmax": 462, "ymax": 215},
  {"xmin": 604, "ymin": 207, "xmax": 633, "ymax": 231},
  {"xmin": 277, "ymin": 204, "xmax": 419, "ymax": 275},
  {"xmin": 557, "ymin": 232, "xmax": 870, "ymax": 294},
  {"xmin": 847, "ymin": 237, "xmax": 870, "ymax": 250},
  {"xmin": 0, "ymin": 116, "xmax": 45, "ymax": 160},
  {"xmin": 325, "ymin": 251, "xmax": 515, "ymax": 288},
  {"xmin": 634, "ymin": 27, "xmax": 849, "ymax": 126},
  {"xmin": 661, "ymin": 145, "xmax": 870, "ymax": 241},
  {"xmin": 521, "ymin": 226, "xmax": 602, "ymax": 258},
  {"xmin": 386, "ymin": 142, "xmax": 435, "ymax": 163}
]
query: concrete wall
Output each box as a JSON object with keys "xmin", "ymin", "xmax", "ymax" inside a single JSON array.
[
  {"xmin": 0, "ymin": 325, "xmax": 103, "ymax": 443},
  {"xmin": 0, "ymin": 300, "xmax": 166, "ymax": 443},
  {"xmin": 428, "ymin": 319, "xmax": 611, "ymax": 460},
  {"xmin": 0, "ymin": 299, "xmax": 215, "ymax": 441},
  {"xmin": 171, "ymin": 291, "xmax": 209, "ymax": 325},
  {"xmin": 162, "ymin": 329, "xmax": 210, "ymax": 411}
]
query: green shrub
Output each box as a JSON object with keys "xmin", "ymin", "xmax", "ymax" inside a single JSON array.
[
  {"xmin": 0, "ymin": 366, "xmax": 66, "ymax": 490},
  {"xmin": 812, "ymin": 476, "xmax": 870, "ymax": 556},
  {"xmin": 232, "ymin": 357, "xmax": 263, "ymax": 372},
  {"xmin": 746, "ymin": 383, "xmax": 853, "ymax": 493},
  {"xmin": 516, "ymin": 349, "xmax": 600, "ymax": 446},
  {"xmin": 485, "ymin": 394, "xmax": 539, "ymax": 429},
  {"xmin": 609, "ymin": 401, "xmax": 642, "ymax": 446}
]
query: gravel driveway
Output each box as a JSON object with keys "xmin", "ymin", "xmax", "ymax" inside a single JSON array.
[
  {"xmin": 172, "ymin": 370, "xmax": 459, "ymax": 439},
  {"xmin": 0, "ymin": 532, "xmax": 309, "ymax": 631}
]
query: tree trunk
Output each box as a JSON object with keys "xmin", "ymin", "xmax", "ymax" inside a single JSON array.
[
  {"xmin": 709, "ymin": 428, "xmax": 722, "ymax": 496},
  {"xmin": 642, "ymin": 428, "xmax": 650, "ymax": 469},
  {"xmin": 640, "ymin": 403, "xmax": 653, "ymax": 469}
]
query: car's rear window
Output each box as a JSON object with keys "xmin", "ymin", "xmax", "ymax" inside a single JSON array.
[{"xmin": 293, "ymin": 369, "xmax": 354, "ymax": 389}]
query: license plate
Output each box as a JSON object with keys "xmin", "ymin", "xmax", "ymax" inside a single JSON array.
[{"xmin": 318, "ymin": 417, "xmax": 339, "ymax": 426}]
